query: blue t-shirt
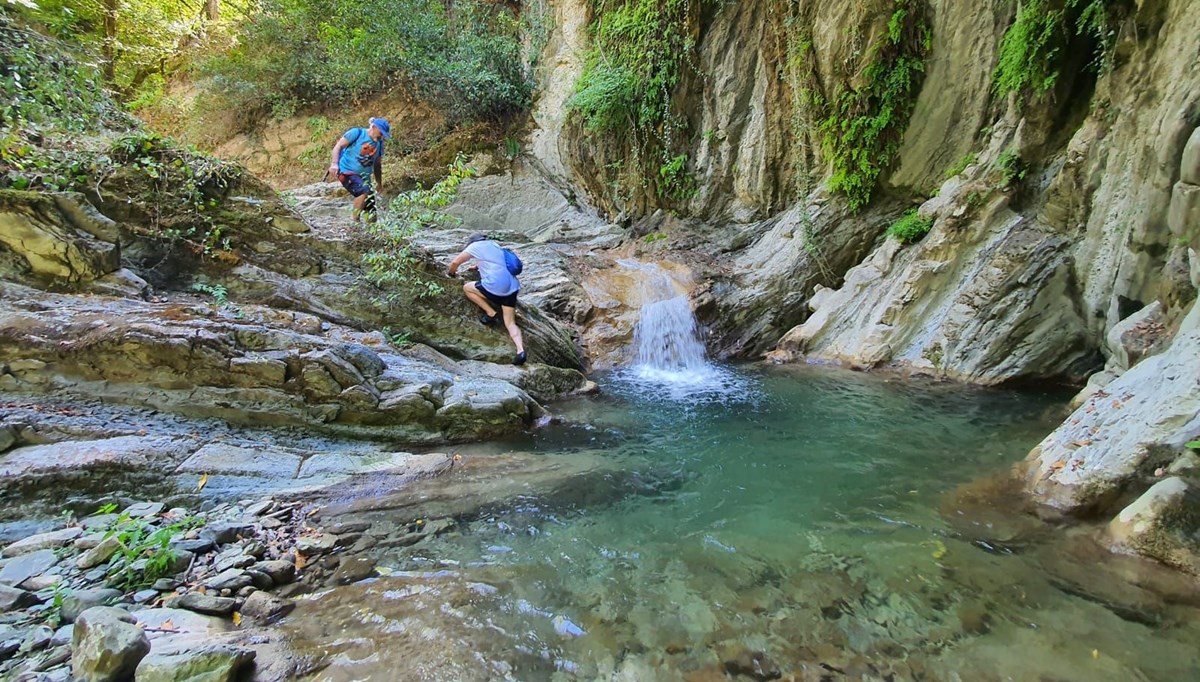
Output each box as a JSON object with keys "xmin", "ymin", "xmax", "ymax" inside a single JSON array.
[
  {"xmin": 337, "ymin": 127, "xmax": 384, "ymax": 176},
  {"xmin": 466, "ymin": 240, "xmax": 519, "ymax": 296}
]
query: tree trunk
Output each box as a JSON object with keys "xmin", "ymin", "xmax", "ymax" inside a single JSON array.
[
  {"xmin": 102, "ymin": 0, "xmax": 118, "ymax": 82},
  {"xmin": 204, "ymin": 0, "xmax": 219, "ymax": 21}
]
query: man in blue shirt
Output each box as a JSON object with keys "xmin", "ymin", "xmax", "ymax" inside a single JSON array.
[
  {"xmin": 327, "ymin": 117, "xmax": 391, "ymax": 222},
  {"xmin": 448, "ymin": 233, "xmax": 527, "ymax": 365}
]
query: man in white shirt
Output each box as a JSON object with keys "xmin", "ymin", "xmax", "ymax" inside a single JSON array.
[{"xmin": 448, "ymin": 233, "xmax": 527, "ymax": 365}]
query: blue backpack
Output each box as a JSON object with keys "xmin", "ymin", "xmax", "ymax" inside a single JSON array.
[{"xmin": 503, "ymin": 248, "xmax": 523, "ymax": 276}]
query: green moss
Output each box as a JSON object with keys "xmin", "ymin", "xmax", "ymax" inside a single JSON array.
[
  {"xmin": 992, "ymin": 0, "xmax": 1125, "ymax": 102},
  {"xmin": 568, "ymin": 0, "xmax": 713, "ymax": 202},
  {"xmin": 886, "ymin": 208, "xmax": 934, "ymax": 245},
  {"xmin": 815, "ymin": 0, "xmax": 932, "ymax": 212}
]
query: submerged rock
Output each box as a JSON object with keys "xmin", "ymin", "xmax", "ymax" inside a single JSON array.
[{"xmin": 1108, "ymin": 478, "xmax": 1200, "ymax": 571}]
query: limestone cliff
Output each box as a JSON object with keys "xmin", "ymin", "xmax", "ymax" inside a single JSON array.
[{"xmin": 525, "ymin": 0, "xmax": 1200, "ymax": 567}]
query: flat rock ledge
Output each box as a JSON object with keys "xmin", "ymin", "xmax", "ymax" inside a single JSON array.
[{"xmin": 0, "ymin": 284, "xmax": 591, "ymax": 444}]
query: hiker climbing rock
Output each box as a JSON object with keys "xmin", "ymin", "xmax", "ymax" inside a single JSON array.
[
  {"xmin": 328, "ymin": 117, "xmax": 390, "ymax": 222},
  {"xmin": 448, "ymin": 233, "xmax": 527, "ymax": 365}
]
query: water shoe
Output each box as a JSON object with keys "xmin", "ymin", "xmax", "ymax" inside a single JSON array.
[{"xmin": 513, "ymin": 351, "xmax": 527, "ymax": 366}]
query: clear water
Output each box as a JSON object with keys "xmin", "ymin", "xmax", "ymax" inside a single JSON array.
[{"xmin": 284, "ymin": 365, "xmax": 1200, "ymax": 681}]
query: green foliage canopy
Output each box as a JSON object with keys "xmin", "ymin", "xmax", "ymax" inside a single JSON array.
[{"xmin": 205, "ymin": 0, "xmax": 532, "ymax": 124}]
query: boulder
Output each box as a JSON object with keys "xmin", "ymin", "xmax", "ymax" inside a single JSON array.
[
  {"xmin": 1108, "ymin": 477, "xmax": 1200, "ymax": 570},
  {"xmin": 134, "ymin": 645, "xmax": 255, "ymax": 682},
  {"xmin": 294, "ymin": 534, "xmax": 336, "ymax": 555},
  {"xmin": 1024, "ymin": 296, "xmax": 1200, "ymax": 511},
  {"xmin": 0, "ymin": 193, "xmax": 120, "ymax": 284},
  {"xmin": 72, "ymin": 606, "xmax": 150, "ymax": 682},
  {"xmin": 1104, "ymin": 301, "xmax": 1168, "ymax": 372}
]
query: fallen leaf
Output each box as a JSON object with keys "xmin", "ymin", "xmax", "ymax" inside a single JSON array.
[
  {"xmin": 232, "ymin": 612, "xmax": 242, "ymax": 626},
  {"xmin": 1092, "ymin": 649, "xmax": 1099, "ymax": 659},
  {"xmin": 931, "ymin": 540, "xmax": 947, "ymax": 561},
  {"xmin": 1070, "ymin": 439, "xmax": 1092, "ymax": 448},
  {"xmin": 161, "ymin": 619, "xmax": 176, "ymax": 632},
  {"xmin": 1049, "ymin": 460, "xmax": 1066, "ymax": 472},
  {"xmin": 197, "ymin": 473, "xmax": 209, "ymax": 492},
  {"xmin": 295, "ymin": 553, "xmax": 307, "ymax": 570}
]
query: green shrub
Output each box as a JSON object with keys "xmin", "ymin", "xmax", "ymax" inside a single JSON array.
[
  {"xmin": 0, "ymin": 16, "xmax": 124, "ymax": 132},
  {"xmin": 993, "ymin": 0, "xmax": 1124, "ymax": 100},
  {"xmin": 361, "ymin": 154, "xmax": 475, "ymax": 302},
  {"xmin": 816, "ymin": 0, "xmax": 932, "ymax": 212},
  {"xmin": 567, "ymin": 0, "xmax": 712, "ymax": 202},
  {"xmin": 203, "ymin": 0, "xmax": 530, "ymax": 125},
  {"xmin": 887, "ymin": 209, "xmax": 934, "ymax": 244},
  {"xmin": 997, "ymin": 148, "xmax": 1026, "ymax": 185}
]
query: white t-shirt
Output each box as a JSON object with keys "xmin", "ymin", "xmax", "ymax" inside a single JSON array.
[{"xmin": 465, "ymin": 240, "xmax": 519, "ymax": 296}]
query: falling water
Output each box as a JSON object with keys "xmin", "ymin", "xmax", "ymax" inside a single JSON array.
[{"xmin": 615, "ymin": 259, "xmax": 750, "ymax": 403}]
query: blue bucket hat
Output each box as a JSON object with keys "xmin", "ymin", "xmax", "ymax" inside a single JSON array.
[{"xmin": 369, "ymin": 117, "xmax": 392, "ymax": 140}]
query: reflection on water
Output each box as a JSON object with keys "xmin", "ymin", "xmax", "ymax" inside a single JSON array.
[{"xmin": 285, "ymin": 365, "xmax": 1200, "ymax": 681}]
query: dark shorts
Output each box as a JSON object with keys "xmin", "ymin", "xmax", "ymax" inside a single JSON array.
[
  {"xmin": 475, "ymin": 282, "xmax": 518, "ymax": 309},
  {"xmin": 337, "ymin": 172, "xmax": 371, "ymax": 198}
]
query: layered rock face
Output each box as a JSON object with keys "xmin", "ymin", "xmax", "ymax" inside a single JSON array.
[
  {"xmin": 0, "ymin": 169, "xmax": 588, "ymax": 446},
  {"xmin": 529, "ymin": 0, "xmax": 1200, "ymax": 567}
]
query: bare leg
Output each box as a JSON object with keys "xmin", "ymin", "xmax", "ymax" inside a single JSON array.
[
  {"xmin": 463, "ymin": 282, "xmax": 498, "ymax": 317},
  {"xmin": 501, "ymin": 305, "xmax": 524, "ymax": 354},
  {"xmin": 352, "ymin": 193, "xmax": 367, "ymax": 221}
]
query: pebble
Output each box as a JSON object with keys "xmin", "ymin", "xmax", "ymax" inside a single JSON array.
[
  {"xmin": 244, "ymin": 500, "xmax": 274, "ymax": 517},
  {"xmin": 152, "ymin": 578, "xmax": 180, "ymax": 592},
  {"xmin": 203, "ymin": 569, "xmax": 251, "ymax": 592},
  {"xmin": 19, "ymin": 625, "xmax": 53, "ymax": 653},
  {"xmin": 49, "ymin": 625, "xmax": 73, "ymax": 648},
  {"xmin": 124, "ymin": 502, "xmax": 166, "ymax": 518},
  {"xmin": 133, "ymin": 589, "xmax": 158, "ymax": 604},
  {"xmin": 295, "ymin": 534, "xmax": 337, "ymax": 555},
  {"xmin": 175, "ymin": 593, "xmax": 237, "ymax": 616}
]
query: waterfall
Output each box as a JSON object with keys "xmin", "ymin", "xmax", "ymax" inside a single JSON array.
[
  {"xmin": 614, "ymin": 259, "xmax": 745, "ymax": 401},
  {"xmin": 633, "ymin": 295, "xmax": 708, "ymax": 373}
]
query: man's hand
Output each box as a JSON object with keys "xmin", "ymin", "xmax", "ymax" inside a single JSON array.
[{"xmin": 327, "ymin": 164, "xmax": 339, "ymax": 177}]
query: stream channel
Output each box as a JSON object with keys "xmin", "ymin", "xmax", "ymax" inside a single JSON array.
[{"xmin": 273, "ymin": 272, "xmax": 1200, "ymax": 681}]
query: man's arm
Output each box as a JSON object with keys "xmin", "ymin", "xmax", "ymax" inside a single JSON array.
[
  {"xmin": 447, "ymin": 250, "xmax": 473, "ymax": 276},
  {"xmin": 328, "ymin": 136, "xmax": 350, "ymax": 176},
  {"xmin": 373, "ymin": 152, "xmax": 382, "ymax": 189}
]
